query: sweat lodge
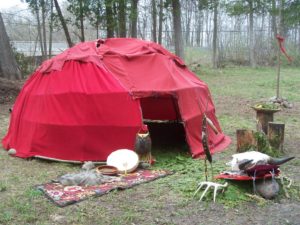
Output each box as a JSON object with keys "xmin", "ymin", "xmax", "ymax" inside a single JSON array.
[{"xmin": 2, "ymin": 38, "xmax": 230, "ymax": 162}]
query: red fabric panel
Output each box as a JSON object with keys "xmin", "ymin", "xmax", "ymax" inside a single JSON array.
[
  {"xmin": 176, "ymin": 87, "xmax": 230, "ymax": 158},
  {"xmin": 140, "ymin": 96, "xmax": 179, "ymax": 121},
  {"xmin": 3, "ymin": 61, "xmax": 142, "ymax": 161},
  {"xmin": 102, "ymin": 53, "xmax": 200, "ymax": 95},
  {"xmin": 39, "ymin": 42, "xmax": 104, "ymax": 73},
  {"xmin": 98, "ymin": 38, "xmax": 185, "ymax": 66}
]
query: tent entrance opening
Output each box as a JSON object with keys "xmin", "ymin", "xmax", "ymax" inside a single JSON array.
[{"xmin": 139, "ymin": 95, "xmax": 186, "ymax": 147}]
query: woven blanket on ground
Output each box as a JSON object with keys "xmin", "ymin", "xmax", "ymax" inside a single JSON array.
[{"xmin": 37, "ymin": 169, "xmax": 172, "ymax": 207}]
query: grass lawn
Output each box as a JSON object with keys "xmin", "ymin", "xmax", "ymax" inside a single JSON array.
[{"xmin": 0, "ymin": 66, "xmax": 299, "ymax": 225}]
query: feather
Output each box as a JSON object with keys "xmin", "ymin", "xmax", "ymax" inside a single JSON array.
[{"xmin": 202, "ymin": 115, "xmax": 212, "ymax": 163}]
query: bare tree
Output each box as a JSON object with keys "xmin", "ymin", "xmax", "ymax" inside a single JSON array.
[
  {"xmin": 25, "ymin": 0, "xmax": 48, "ymax": 60},
  {"xmin": 89, "ymin": 0, "xmax": 103, "ymax": 39},
  {"xmin": 0, "ymin": 13, "xmax": 22, "ymax": 80},
  {"xmin": 79, "ymin": 0, "xmax": 85, "ymax": 41},
  {"xmin": 67, "ymin": 0, "xmax": 89, "ymax": 42},
  {"xmin": 34, "ymin": 2, "xmax": 45, "ymax": 59},
  {"xmin": 130, "ymin": 0, "xmax": 138, "ymax": 37},
  {"xmin": 105, "ymin": 0, "xmax": 115, "ymax": 37},
  {"xmin": 48, "ymin": 0, "xmax": 54, "ymax": 57},
  {"xmin": 249, "ymin": 0, "xmax": 255, "ymax": 67},
  {"xmin": 212, "ymin": 0, "xmax": 219, "ymax": 68},
  {"xmin": 54, "ymin": 0, "xmax": 73, "ymax": 47},
  {"xmin": 183, "ymin": 1, "xmax": 192, "ymax": 46},
  {"xmin": 151, "ymin": 0, "xmax": 157, "ymax": 42},
  {"xmin": 41, "ymin": 0, "xmax": 48, "ymax": 57},
  {"xmin": 158, "ymin": 0, "xmax": 163, "ymax": 44},
  {"xmin": 171, "ymin": 0, "xmax": 184, "ymax": 59},
  {"xmin": 118, "ymin": 0, "xmax": 126, "ymax": 37}
]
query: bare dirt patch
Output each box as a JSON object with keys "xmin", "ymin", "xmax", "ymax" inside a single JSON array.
[{"xmin": 0, "ymin": 78, "xmax": 23, "ymax": 104}]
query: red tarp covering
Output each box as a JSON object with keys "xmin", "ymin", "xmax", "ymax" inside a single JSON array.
[{"xmin": 2, "ymin": 38, "xmax": 230, "ymax": 162}]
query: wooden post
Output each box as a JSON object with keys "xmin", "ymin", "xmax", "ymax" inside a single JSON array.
[
  {"xmin": 236, "ymin": 129, "xmax": 256, "ymax": 152},
  {"xmin": 268, "ymin": 122, "xmax": 285, "ymax": 152},
  {"xmin": 256, "ymin": 111, "xmax": 274, "ymax": 134}
]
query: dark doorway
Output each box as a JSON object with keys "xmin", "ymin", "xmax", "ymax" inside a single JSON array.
[{"xmin": 140, "ymin": 95, "xmax": 187, "ymax": 148}]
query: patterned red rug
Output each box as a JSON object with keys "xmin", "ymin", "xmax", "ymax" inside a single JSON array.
[{"xmin": 37, "ymin": 169, "xmax": 172, "ymax": 207}]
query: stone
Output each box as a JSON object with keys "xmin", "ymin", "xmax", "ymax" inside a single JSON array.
[
  {"xmin": 8, "ymin": 148, "xmax": 16, "ymax": 155},
  {"xmin": 256, "ymin": 178, "xmax": 279, "ymax": 199}
]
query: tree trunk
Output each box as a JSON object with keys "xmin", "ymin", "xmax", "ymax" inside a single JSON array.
[
  {"xmin": 35, "ymin": 5, "xmax": 45, "ymax": 60},
  {"xmin": 118, "ymin": 0, "xmax": 126, "ymax": 37},
  {"xmin": 152, "ymin": 0, "xmax": 157, "ymax": 42},
  {"xmin": 113, "ymin": 2, "xmax": 119, "ymax": 36},
  {"xmin": 298, "ymin": 25, "xmax": 300, "ymax": 55},
  {"xmin": 48, "ymin": 0, "xmax": 54, "ymax": 57},
  {"xmin": 130, "ymin": 0, "xmax": 138, "ymax": 38},
  {"xmin": 271, "ymin": 0, "xmax": 277, "ymax": 55},
  {"xmin": 0, "ymin": 13, "xmax": 22, "ymax": 80},
  {"xmin": 54, "ymin": 0, "xmax": 73, "ymax": 47},
  {"xmin": 158, "ymin": 0, "xmax": 163, "ymax": 44},
  {"xmin": 41, "ymin": 0, "xmax": 47, "ymax": 60},
  {"xmin": 184, "ymin": 3, "xmax": 191, "ymax": 46},
  {"xmin": 79, "ymin": 0, "xmax": 85, "ymax": 42},
  {"xmin": 212, "ymin": 0, "xmax": 218, "ymax": 68},
  {"xmin": 171, "ymin": 0, "xmax": 184, "ymax": 59},
  {"xmin": 205, "ymin": 10, "xmax": 210, "ymax": 47},
  {"xmin": 105, "ymin": 0, "xmax": 115, "ymax": 37},
  {"xmin": 271, "ymin": 0, "xmax": 277, "ymax": 38},
  {"xmin": 95, "ymin": 0, "xmax": 102, "ymax": 39},
  {"xmin": 249, "ymin": 0, "xmax": 255, "ymax": 67},
  {"xmin": 196, "ymin": 12, "xmax": 201, "ymax": 46}
]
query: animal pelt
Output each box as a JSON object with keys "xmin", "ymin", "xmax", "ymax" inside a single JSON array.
[
  {"xmin": 81, "ymin": 161, "xmax": 96, "ymax": 171},
  {"xmin": 134, "ymin": 131, "xmax": 152, "ymax": 163},
  {"xmin": 134, "ymin": 132, "xmax": 152, "ymax": 155},
  {"xmin": 57, "ymin": 171, "xmax": 120, "ymax": 186},
  {"xmin": 226, "ymin": 151, "xmax": 295, "ymax": 171}
]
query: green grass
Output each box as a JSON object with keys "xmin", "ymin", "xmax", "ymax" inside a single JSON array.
[
  {"xmin": 0, "ymin": 65, "xmax": 299, "ymax": 224},
  {"xmin": 195, "ymin": 67, "xmax": 300, "ymax": 101}
]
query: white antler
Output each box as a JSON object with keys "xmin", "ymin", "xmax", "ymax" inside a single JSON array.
[{"xmin": 193, "ymin": 181, "xmax": 228, "ymax": 202}]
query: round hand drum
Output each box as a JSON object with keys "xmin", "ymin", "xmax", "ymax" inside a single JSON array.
[{"xmin": 107, "ymin": 149, "xmax": 139, "ymax": 173}]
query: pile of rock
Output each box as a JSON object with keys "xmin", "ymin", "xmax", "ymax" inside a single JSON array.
[{"xmin": 268, "ymin": 96, "xmax": 293, "ymax": 109}]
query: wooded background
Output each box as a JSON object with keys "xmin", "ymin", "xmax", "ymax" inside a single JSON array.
[{"xmin": 1, "ymin": 0, "xmax": 300, "ymax": 79}]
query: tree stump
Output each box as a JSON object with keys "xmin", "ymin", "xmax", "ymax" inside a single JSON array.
[
  {"xmin": 268, "ymin": 122, "xmax": 285, "ymax": 152},
  {"xmin": 252, "ymin": 107, "xmax": 280, "ymax": 134},
  {"xmin": 236, "ymin": 129, "xmax": 256, "ymax": 152},
  {"xmin": 256, "ymin": 111, "xmax": 275, "ymax": 134}
]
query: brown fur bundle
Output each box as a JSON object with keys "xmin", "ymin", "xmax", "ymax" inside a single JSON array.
[{"xmin": 134, "ymin": 132, "xmax": 152, "ymax": 163}]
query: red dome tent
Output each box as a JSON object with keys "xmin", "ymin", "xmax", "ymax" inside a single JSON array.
[{"xmin": 2, "ymin": 38, "xmax": 230, "ymax": 162}]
